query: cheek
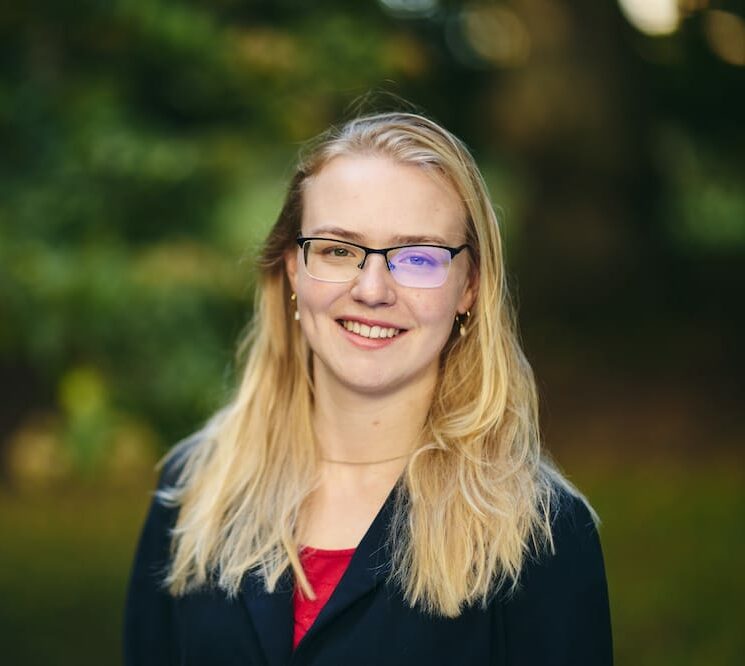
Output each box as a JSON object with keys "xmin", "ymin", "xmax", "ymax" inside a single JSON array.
[
  {"xmin": 296, "ymin": 278, "xmax": 343, "ymax": 319},
  {"xmin": 412, "ymin": 293, "xmax": 458, "ymax": 332}
]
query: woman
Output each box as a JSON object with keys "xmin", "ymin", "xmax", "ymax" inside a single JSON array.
[{"xmin": 124, "ymin": 111, "xmax": 612, "ymax": 665}]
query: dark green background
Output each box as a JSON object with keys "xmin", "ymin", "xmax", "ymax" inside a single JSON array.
[{"xmin": 1, "ymin": 1, "xmax": 743, "ymax": 664}]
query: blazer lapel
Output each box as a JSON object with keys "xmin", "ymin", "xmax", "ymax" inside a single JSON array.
[
  {"xmin": 240, "ymin": 481, "xmax": 400, "ymax": 664},
  {"xmin": 296, "ymin": 482, "xmax": 399, "ymax": 649},
  {"xmin": 241, "ymin": 567, "xmax": 294, "ymax": 666}
]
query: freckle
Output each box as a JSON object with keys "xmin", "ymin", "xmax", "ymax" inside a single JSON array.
[{"xmin": 372, "ymin": 420, "xmax": 380, "ymax": 427}]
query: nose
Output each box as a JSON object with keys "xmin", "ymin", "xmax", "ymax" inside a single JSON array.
[{"xmin": 349, "ymin": 253, "xmax": 397, "ymax": 306}]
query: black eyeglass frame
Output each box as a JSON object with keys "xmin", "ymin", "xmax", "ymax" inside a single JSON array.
[{"xmin": 295, "ymin": 236, "xmax": 471, "ymax": 275}]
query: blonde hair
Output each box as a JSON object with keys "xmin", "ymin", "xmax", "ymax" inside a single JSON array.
[{"xmin": 160, "ymin": 111, "xmax": 584, "ymax": 617}]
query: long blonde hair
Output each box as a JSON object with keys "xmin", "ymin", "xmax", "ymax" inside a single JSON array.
[{"xmin": 160, "ymin": 111, "xmax": 582, "ymax": 617}]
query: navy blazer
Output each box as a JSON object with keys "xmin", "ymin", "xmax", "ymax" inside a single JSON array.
[{"xmin": 124, "ymin": 468, "xmax": 613, "ymax": 666}]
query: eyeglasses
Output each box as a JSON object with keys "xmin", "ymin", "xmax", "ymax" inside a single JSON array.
[{"xmin": 295, "ymin": 236, "xmax": 470, "ymax": 289}]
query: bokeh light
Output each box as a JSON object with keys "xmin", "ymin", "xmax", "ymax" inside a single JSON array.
[
  {"xmin": 460, "ymin": 4, "xmax": 530, "ymax": 67},
  {"xmin": 618, "ymin": 0, "xmax": 680, "ymax": 36},
  {"xmin": 379, "ymin": 0, "xmax": 438, "ymax": 18},
  {"xmin": 703, "ymin": 10, "xmax": 745, "ymax": 66}
]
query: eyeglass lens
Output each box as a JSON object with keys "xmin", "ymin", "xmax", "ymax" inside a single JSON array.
[{"xmin": 302, "ymin": 239, "xmax": 452, "ymax": 288}]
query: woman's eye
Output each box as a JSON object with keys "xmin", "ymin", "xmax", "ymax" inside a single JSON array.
[
  {"xmin": 321, "ymin": 246, "xmax": 351, "ymax": 257},
  {"xmin": 398, "ymin": 251, "xmax": 436, "ymax": 267}
]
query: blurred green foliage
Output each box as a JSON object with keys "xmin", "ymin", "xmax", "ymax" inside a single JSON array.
[
  {"xmin": 2, "ymin": 0, "xmax": 743, "ymax": 474},
  {"xmin": 1, "ymin": 0, "xmax": 432, "ymax": 470}
]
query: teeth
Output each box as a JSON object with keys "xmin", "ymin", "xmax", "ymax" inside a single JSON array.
[{"xmin": 341, "ymin": 321, "xmax": 401, "ymax": 339}]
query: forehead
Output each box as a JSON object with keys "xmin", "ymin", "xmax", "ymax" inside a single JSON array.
[{"xmin": 301, "ymin": 155, "xmax": 466, "ymax": 245}]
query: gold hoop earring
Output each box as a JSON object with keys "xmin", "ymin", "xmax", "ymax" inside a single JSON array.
[
  {"xmin": 291, "ymin": 292, "xmax": 300, "ymax": 321},
  {"xmin": 456, "ymin": 310, "xmax": 471, "ymax": 337}
]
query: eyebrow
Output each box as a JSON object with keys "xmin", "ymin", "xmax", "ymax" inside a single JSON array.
[
  {"xmin": 392, "ymin": 234, "xmax": 450, "ymax": 245},
  {"xmin": 306, "ymin": 225, "xmax": 451, "ymax": 246}
]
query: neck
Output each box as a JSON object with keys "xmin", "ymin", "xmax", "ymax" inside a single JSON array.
[{"xmin": 312, "ymin": 368, "xmax": 437, "ymax": 468}]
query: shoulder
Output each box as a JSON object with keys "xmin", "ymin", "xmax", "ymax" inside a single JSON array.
[
  {"xmin": 151, "ymin": 428, "xmax": 218, "ymax": 516},
  {"xmin": 157, "ymin": 430, "xmax": 207, "ymax": 489},
  {"xmin": 124, "ymin": 429, "xmax": 218, "ymax": 665},
  {"xmin": 499, "ymin": 484, "xmax": 613, "ymax": 665},
  {"xmin": 129, "ymin": 430, "xmax": 207, "ymax": 577},
  {"xmin": 547, "ymin": 484, "xmax": 602, "ymax": 565},
  {"xmin": 518, "ymin": 483, "xmax": 606, "ymax": 600}
]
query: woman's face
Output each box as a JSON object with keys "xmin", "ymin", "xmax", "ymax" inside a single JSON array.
[{"xmin": 285, "ymin": 155, "xmax": 477, "ymax": 398}]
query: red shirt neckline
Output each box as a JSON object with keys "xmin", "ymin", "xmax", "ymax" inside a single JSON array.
[
  {"xmin": 299, "ymin": 545, "xmax": 357, "ymax": 557},
  {"xmin": 293, "ymin": 546, "xmax": 356, "ymax": 649}
]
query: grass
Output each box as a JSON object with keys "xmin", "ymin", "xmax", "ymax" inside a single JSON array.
[
  {"xmin": 0, "ymin": 460, "xmax": 742, "ymax": 665},
  {"xmin": 571, "ymin": 458, "xmax": 744, "ymax": 666},
  {"xmin": 0, "ymin": 475, "xmax": 157, "ymax": 666}
]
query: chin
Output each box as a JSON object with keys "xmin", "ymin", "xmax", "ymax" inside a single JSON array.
[
  {"xmin": 337, "ymin": 373, "xmax": 397, "ymax": 396},
  {"xmin": 334, "ymin": 363, "xmax": 436, "ymax": 398}
]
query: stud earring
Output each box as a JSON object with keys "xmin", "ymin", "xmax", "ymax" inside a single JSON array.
[{"xmin": 291, "ymin": 292, "xmax": 300, "ymax": 321}]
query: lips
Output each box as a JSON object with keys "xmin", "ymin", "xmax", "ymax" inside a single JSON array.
[{"xmin": 338, "ymin": 319, "xmax": 403, "ymax": 339}]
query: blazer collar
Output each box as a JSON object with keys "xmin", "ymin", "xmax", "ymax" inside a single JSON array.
[{"xmin": 241, "ymin": 482, "xmax": 399, "ymax": 666}]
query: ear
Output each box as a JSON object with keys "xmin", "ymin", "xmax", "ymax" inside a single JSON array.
[
  {"xmin": 457, "ymin": 268, "xmax": 478, "ymax": 315},
  {"xmin": 284, "ymin": 247, "xmax": 299, "ymax": 293}
]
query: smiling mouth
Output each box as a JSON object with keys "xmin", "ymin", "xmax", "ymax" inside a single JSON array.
[{"xmin": 338, "ymin": 320, "xmax": 403, "ymax": 339}]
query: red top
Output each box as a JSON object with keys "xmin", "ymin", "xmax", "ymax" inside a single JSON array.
[{"xmin": 293, "ymin": 546, "xmax": 356, "ymax": 649}]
